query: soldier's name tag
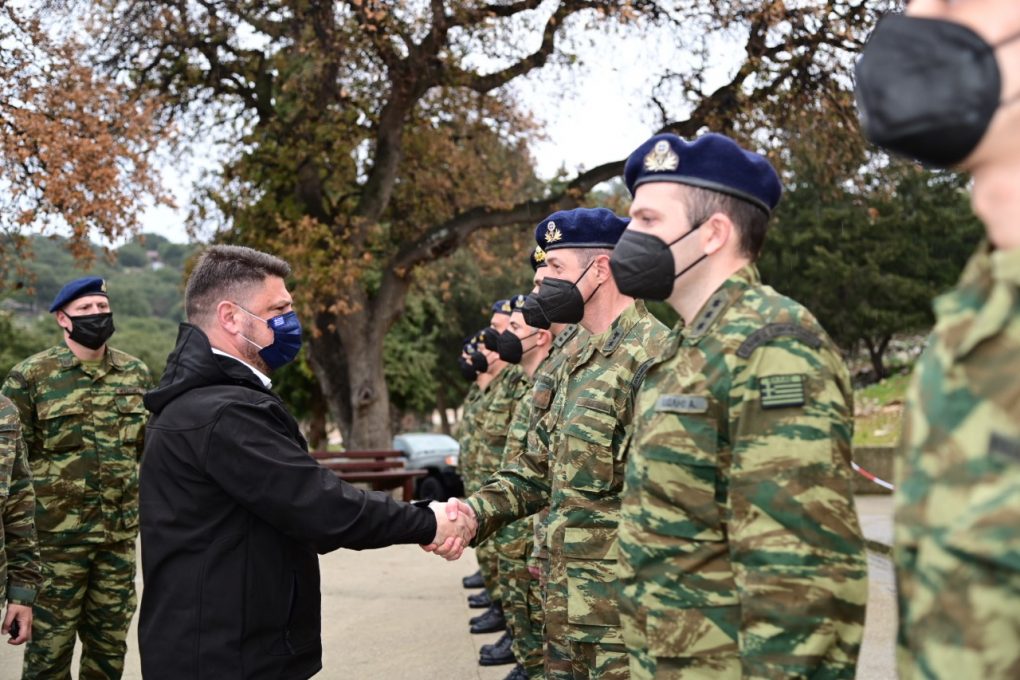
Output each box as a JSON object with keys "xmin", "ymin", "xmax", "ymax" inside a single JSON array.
[
  {"xmin": 759, "ymin": 374, "xmax": 806, "ymax": 409},
  {"xmin": 655, "ymin": 395, "xmax": 709, "ymax": 414}
]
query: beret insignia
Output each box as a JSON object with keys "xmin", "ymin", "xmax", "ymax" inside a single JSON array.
[
  {"xmin": 644, "ymin": 140, "xmax": 680, "ymax": 172},
  {"xmin": 533, "ymin": 245, "xmax": 546, "ymax": 264},
  {"xmin": 100, "ymin": 279, "xmax": 108, "ymax": 293},
  {"xmin": 501, "ymin": 300, "xmax": 512, "ymax": 313},
  {"xmin": 545, "ymin": 221, "xmax": 563, "ymax": 244}
]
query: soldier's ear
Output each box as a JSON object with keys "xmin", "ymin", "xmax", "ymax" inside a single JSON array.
[
  {"xmin": 216, "ymin": 300, "xmax": 243, "ymax": 335},
  {"xmin": 701, "ymin": 213, "xmax": 734, "ymax": 256},
  {"xmin": 54, "ymin": 310, "xmax": 71, "ymax": 333}
]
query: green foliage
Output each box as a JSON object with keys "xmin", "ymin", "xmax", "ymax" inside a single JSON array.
[
  {"xmin": 0, "ymin": 313, "xmax": 60, "ymax": 379},
  {"xmin": 112, "ymin": 316, "xmax": 179, "ymax": 378},
  {"xmin": 117, "ymin": 242, "xmax": 149, "ymax": 268},
  {"xmin": 759, "ymin": 162, "xmax": 982, "ymax": 377}
]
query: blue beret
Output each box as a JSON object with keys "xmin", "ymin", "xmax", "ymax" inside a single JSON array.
[
  {"xmin": 492, "ymin": 298, "xmax": 513, "ymax": 316},
  {"xmin": 535, "ymin": 208, "xmax": 629, "ymax": 252},
  {"xmin": 530, "ymin": 245, "xmax": 547, "ymax": 271},
  {"xmin": 49, "ymin": 276, "xmax": 108, "ymax": 313},
  {"xmin": 624, "ymin": 133, "xmax": 782, "ymax": 214},
  {"xmin": 508, "ymin": 294, "xmax": 527, "ymax": 311}
]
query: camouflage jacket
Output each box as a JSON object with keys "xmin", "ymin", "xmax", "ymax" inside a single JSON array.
[
  {"xmin": 454, "ymin": 381, "xmax": 487, "ymax": 493},
  {"xmin": 895, "ymin": 242, "xmax": 1020, "ymax": 680},
  {"xmin": 617, "ymin": 265, "xmax": 867, "ymax": 678},
  {"xmin": 0, "ymin": 395, "xmax": 42, "ymax": 605},
  {"xmin": 469, "ymin": 302, "xmax": 668, "ymax": 643},
  {"xmin": 492, "ymin": 369, "xmax": 535, "ymax": 557},
  {"xmin": 470, "ymin": 364, "xmax": 525, "ymax": 496},
  {"xmin": 529, "ymin": 325, "xmax": 585, "ymax": 563},
  {"xmin": 2, "ymin": 344, "xmax": 152, "ymax": 545}
]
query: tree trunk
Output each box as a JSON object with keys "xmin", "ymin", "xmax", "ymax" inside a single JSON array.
[
  {"xmin": 436, "ymin": 386, "xmax": 450, "ymax": 435},
  {"xmin": 863, "ymin": 334, "xmax": 892, "ymax": 381},
  {"xmin": 307, "ymin": 306, "xmax": 393, "ymax": 450},
  {"xmin": 306, "ymin": 394, "xmax": 328, "ymax": 451}
]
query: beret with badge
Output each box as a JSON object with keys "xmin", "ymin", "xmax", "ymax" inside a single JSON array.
[
  {"xmin": 530, "ymin": 245, "xmax": 547, "ymax": 271},
  {"xmin": 491, "ymin": 298, "xmax": 513, "ymax": 316},
  {"xmin": 534, "ymin": 207, "xmax": 630, "ymax": 252},
  {"xmin": 624, "ymin": 132, "xmax": 782, "ymax": 214},
  {"xmin": 49, "ymin": 276, "xmax": 108, "ymax": 313}
]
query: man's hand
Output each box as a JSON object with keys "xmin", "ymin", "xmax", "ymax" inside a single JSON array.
[
  {"xmin": 421, "ymin": 498, "xmax": 477, "ymax": 561},
  {"xmin": 2, "ymin": 603, "xmax": 32, "ymax": 645}
]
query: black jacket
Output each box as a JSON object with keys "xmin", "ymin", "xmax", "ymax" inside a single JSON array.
[{"xmin": 138, "ymin": 324, "xmax": 436, "ymax": 679}]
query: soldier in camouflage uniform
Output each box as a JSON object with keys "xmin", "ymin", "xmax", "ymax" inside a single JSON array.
[
  {"xmin": 2, "ymin": 277, "xmax": 152, "ymax": 679},
  {"xmin": 453, "ymin": 207, "xmax": 670, "ymax": 680},
  {"xmin": 853, "ymin": 4, "xmax": 1020, "ymax": 678},
  {"xmin": 455, "ymin": 333, "xmax": 491, "ymax": 592},
  {"xmin": 609, "ymin": 133, "xmax": 867, "ymax": 678},
  {"xmin": 1, "ymin": 394, "xmax": 42, "ymax": 645}
]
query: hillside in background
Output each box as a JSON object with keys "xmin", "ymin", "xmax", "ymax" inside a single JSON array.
[{"xmin": 0, "ymin": 233, "xmax": 197, "ymax": 379}]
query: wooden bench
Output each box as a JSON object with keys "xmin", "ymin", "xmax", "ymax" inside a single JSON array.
[{"xmin": 310, "ymin": 450, "xmax": 426, "ymax": 501}]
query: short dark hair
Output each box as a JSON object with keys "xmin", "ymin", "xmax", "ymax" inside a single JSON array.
[
  {"xmin": 185, "ymin": 245, "xmax": 291, "ymax": 325},
  {"xmin": 677, "ymin": 185, "xmax": 771, "ymax": 259},
  {"xmin": 576, "ymin": 248, "xmax": 613, "ymax": 269}
]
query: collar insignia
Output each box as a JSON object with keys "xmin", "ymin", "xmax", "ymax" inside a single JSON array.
[{"xmin": 644, "ymin": 140, "xmax": 680, "ymax": 172}]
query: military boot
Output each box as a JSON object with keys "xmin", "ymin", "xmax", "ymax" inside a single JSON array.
[
  {"xmin": 479, "ymin": 631, "xmax": 515, "ymax": 665},
  {"xmin": 462, "ymin": 570, "xmax": 485, "ymax": 589},
  {"xmin": 470, "ymin": 603, "xmax": 506, "ymax": 634},
  {"xmin": 468, "ymin": 590, "xmax": 492, "ymax": 608}
]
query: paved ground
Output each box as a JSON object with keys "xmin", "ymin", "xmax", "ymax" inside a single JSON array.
[{"xmin": 0, "ymin": 495, "xmax": 897, "ymax": 679}]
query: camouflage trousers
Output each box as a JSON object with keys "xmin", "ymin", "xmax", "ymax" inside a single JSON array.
[
  {"xmin": 23, "ymin": 538, "xmax": 137, "ymax": 680},
  {"xmin": 543, "ymin": 557, "xmax": 628, "ymax": 680},
  {"xmin": 477, "ymin": 540, "xmax": 501, "ymax": 600},
  {"xmin": 620, "ymin": 601, "xmax": 740, "ymax": 680},
  {"xmin": 499, "ymin": 551, "xmax": 544, "ymax": 674}
]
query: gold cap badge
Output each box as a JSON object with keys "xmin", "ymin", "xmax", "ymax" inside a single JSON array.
[
  {"xmin": 533, "ymin": 245, "xmax": 546, "ymax": 263},
  {"xmin": 544, "ymin": 221, "xmax": 563, "ymax": 244},
  {"xmin": 100, "ymin": 279, "xmax": 108, "ymax": 293},
  {"xmin": 501, "ymin": 300, "xmax": 512, "ymax": 313},
  {"xmin": 643, "ymin": 140, "xmax": 680, "ymax": 172}
]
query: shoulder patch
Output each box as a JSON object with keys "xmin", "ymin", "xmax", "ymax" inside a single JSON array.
[
  {"xmin": 631, "ymin": 359, "xmax": 655, "ymax": 394},
  {"xmin": 655, "ymin": 395, "xmax": 709, "ymax": 414},
  {"xmin": 737, "ymin": 323, "xmax": 822, "ymax": 359},
  {"xmin": 758, "ymin": 374, "xmax": 806, "ymax": 409}
]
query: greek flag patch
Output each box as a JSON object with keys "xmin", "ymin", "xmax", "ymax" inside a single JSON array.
[{"xmin": 759, "ymin": 374, "xmax": 805, "ymax": 409}]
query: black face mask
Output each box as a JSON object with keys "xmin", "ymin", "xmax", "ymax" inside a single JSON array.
[
  {"xmin": 481, "ymin": 327, "xmax": 501, "ymax": 352},
  {"xmin": 496, "ymin": 329, "xmax": 538, "ymax": 364},
  {"xmin": 66, "ymin": 312, "xmax": 115, "ymax": 350},
  {"xmin": 610, "ymin": 223, "xmax": 706, "ymax": 301},
  {"xmin": 469, "ymin": 351, "xmax": 488, "ymax": 375},
  {"xmin": 457, "ymin": 356, "xmax": 479, "ymax": 381},
  {"xmin": 855, "ymin": 14, "xmax": 1020, "ymax": 168},
  {"xmin": 532, "ymin": 259, "xmax": 600, "ymax": 325},
  {"xmin": 521, "ymin": 295, "xmax": 552, "ymax": 330}
]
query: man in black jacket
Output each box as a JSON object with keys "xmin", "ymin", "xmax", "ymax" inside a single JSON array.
[{"xmin": 139, "ymin": 245, "xmax": 474, "ymax": 679}]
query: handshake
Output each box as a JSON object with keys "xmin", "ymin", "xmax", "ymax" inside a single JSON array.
[{"xmin": 423, "ymin": 499, "xmax": 478, "ymax": 561}]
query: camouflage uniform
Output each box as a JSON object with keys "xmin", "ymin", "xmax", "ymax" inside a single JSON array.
[
  {"xmin": 895, "ymin": 243, "xmax": 1020, "ymax": 679},
  {"xmin": 618, "ymin": 265, "xmax": 867, "ymax": 679},
  {"xmin": 3, "ymin": 344, "xmax": 151, "ymax": 679},
  {"xmin": 494, "ymin": 369, "xmax": 537, "ymax": 667},
  {"xmin": 473, "ymin": 364, "xmax": 525, "ymax": 602},
  {"xmin": 469, "ymin": 302, "xmax": 668, "ymax": 680},
  {"xmin": 454, "ymin": 381, "xmax": 484, "ymax": 491},
  {"xmin": 0, "ymin": 395, "xmax": 43, "ymax": 612}
]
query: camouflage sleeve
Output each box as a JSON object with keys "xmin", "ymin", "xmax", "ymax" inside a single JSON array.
[
  {"xmin": 1, "ymin": 403, "xmax": 42, "ymax": 605},
  {"xmin": 467, "ymin": 395, "xmax": 553, "ymax": 543},
  {"xmin": 727, "ymin": 341, "xmax": 867, "ymax": 678},
  {"xmin": 1, "ymin": 371, "xmax": 36, "ymax": 456}
]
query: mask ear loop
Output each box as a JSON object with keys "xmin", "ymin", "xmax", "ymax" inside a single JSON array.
[{"xmin": 577, "ymin": 254, "xmax": 605, "ymax": 305}]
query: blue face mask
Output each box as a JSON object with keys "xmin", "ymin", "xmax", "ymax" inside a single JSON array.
[{"xmin": 236, "ymin": 304, "xmax": 303, "ymax": 370}]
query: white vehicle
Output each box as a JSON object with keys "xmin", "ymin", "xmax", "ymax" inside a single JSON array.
[{"xmin": 392, "ymin": 432, "xmax": 463, "ymax": 501}]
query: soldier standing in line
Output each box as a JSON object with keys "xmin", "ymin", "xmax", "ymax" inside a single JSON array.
[
  {"xmin": 485, "ymin": 293, "xmax": 556, "ymax": 674},
  {"xmin": 468, "ymin": 300, "xmax": 525, "ymax": 636},
  {"xmin": 456, "ymin": 332, "xmax": 491, "ymax": 592},
  {"xmin": 609, "ymin": 132, "xmax": 868, "ymax": 679},
  {"xmin": 855, "ymin": 3, "xmax": 1020, "ymax": 677},
  {"xmin": 2, "ymin": 277, "xmax": 152, "ymax": 679},
  {"xmin": 437, "ymin": 207, "xmax": 670, "ymax": 680},
  {"xmin": 0, "ymin": 394, "xmax": 42, "ymax": 646}
]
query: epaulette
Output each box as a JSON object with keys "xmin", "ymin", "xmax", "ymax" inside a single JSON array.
[{"xmin": 736, "ymin": 323, "xmax": 822, "ymax": 359}]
